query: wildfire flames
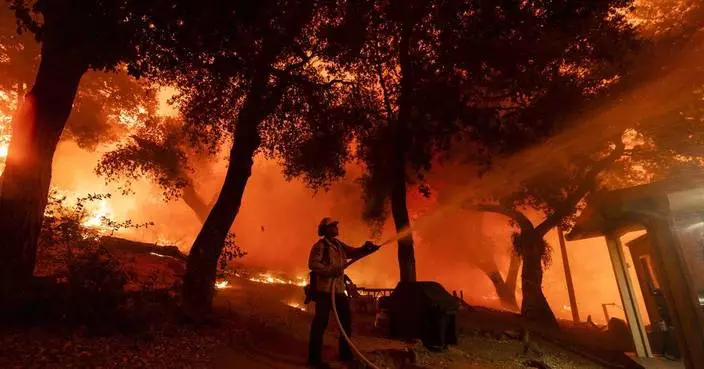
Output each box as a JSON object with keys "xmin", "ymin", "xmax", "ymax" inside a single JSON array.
[
  {"xmin": 0, "ymin": 1, "xmax": 679, "ymax": 325},
  {"xmin": 214, "ymin": 280, "xmax": 230, "ymax": 289},
  {"xmin": 236, "ymin": 272, "xmax": 307, "ymax": 287},
  {"xmin": 286, "ymin": 301, "xmax": 306, "ymax": 311},
  {"xmin": 81, "ymin": 199, "xmax": 113, "ymax": 229}
]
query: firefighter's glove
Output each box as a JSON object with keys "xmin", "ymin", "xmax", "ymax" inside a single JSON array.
[{"xmin": 363, "ymin": 241, "xmax": 380, "ymax": 253}]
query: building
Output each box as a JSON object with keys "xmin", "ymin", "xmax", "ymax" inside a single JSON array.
[{"xmin": 567, "ymin": 176, "xmax": 704, "ymax": 369}]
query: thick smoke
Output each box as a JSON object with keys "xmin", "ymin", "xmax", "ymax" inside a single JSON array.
[{"xmin": 45, "ymin": 136, "xmax": 636, "ymax": 324}]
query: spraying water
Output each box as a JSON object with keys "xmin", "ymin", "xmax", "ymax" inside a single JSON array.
[{"xmin": 375, "ymin": 31, "xmax": 704, "ymax": 250}]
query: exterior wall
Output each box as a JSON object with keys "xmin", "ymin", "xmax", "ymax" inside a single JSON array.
[
  {"xmin": 672, "ymin": 215, "xmax": 704, "ymax": 298},
  {"xmin": 628, "ymin": 235, "xmax": 663, "ymax": 327}
]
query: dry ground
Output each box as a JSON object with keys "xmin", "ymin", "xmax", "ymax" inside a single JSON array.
[{"xmin": 0, "ymin": 274, "xmax": 620, "ymax": 369}]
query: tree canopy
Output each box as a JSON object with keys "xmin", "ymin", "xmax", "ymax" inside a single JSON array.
[
  {"xmin": 0, "ymin": 5, "xmax": 155, "ymax": 151},
  {"xmin": 274, "ymin": 0, "xmax": 642, "ymax": 305},
  {"xmin": 3, "ymin": 0, "xmax": 702, "ymax": 321}
]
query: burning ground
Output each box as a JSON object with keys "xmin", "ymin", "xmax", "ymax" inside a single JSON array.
[{"xmin": 0, "ymin": 260, "xmax": 625, "ymax": 369}]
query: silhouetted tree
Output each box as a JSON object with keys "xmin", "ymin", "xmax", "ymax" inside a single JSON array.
[
  {"xmin": 0, "ymin": 0, "xmax": 191, "ymax": 297},
  {"xmin": 280, "ymin": 1, "xmax": 640, "ymax": 310},
  {"xmin": 0, "ymin": 5, "xmax": 155, "ymax": 152},
  {"xmin": 139, "ymin": 0, "xmax": 364, "ymax": 314},
  {"xmin": 279, "ymin": 0, "xmax": 481, "ymax": 283},
  {"xmin": 464, "ymin": 1, "xmax": 704, "ymax": 325},
  {"xmin": 96, "ymin": 117, "xmax": 212, "ymax": 223}
]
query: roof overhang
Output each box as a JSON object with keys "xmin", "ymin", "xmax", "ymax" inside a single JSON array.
[{"xmin": 567, "ymin": 174, "xmax": 704, "ymax": 241}]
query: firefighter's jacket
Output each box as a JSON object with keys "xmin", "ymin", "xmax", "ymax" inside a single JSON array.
[{"xmin": 308, "ymin": 237, "xmax": 367, "ymax": 294}]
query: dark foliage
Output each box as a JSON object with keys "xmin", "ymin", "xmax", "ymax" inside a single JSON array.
[{"xmin": 0, "ymin": 5, "xmax": 156, "ymax": 151}]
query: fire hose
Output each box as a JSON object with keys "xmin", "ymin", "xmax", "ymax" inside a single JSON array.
[
  {"xmin": 328, "ymin": 238, "xmax": 395, "ymax": 369},
  {"xmin": 331, "ymin": 280, "xmax": 381, "ymax": 369}
]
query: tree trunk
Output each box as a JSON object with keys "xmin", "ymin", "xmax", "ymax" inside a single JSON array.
[
  {"xmin": 519, "ymin": 231, "xmax": 558, "ymax": 327},
  {"xmin": 506, "ymin": 252, "xmax": 521, "ymax": 296},
  {"xmin": 488, "ymin": 270, "xmax": 520, "ymax": 311},
  {"xmin": 391, "ymin": 178, "xmax": 416, "ymax": 282},
  {"xmin": 181, "ymin": 72, "xmax": 282, "ymax": 315},
  {"xmin": 392, "ymin": 21, "xmax": 417, "ymax": 283},
  {"xmin": 0, "ymin": 50, "xmax": 86, "ymax": 298},
  {"xmin": 181, "ymin": 183, "xmax": 209, "ymax": 224},
  {"xmin": 476, "ymin": 255, "xmax": 519, "ymax": 310},
  {"xmin": 180, "ymin": 0, "xmax": 314, "ymax": 314},
  {"xmin": 479, "ymin": 258, "xmax": 519, "ymax": 311}
]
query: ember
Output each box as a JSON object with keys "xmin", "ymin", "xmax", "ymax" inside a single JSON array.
[
  {"xmin": 285, "ymin": 301, "xmax": 305, "ymax": 311},
  {"xmin": 81, "ymin": 199, "xmax": 113, "ymax": 230},
  {"xmin": 215, "ymin": 280, "xmax": 230, "ymax": 289},
  {"xmin": 236, "ymin": 272, "xmax": 307, "ymax": 287}
]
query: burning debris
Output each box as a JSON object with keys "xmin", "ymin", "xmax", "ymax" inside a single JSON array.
[
  {"xmin": 234, "ymin": 271, "xmax": 307, "ymax": 287},
  {"xmin": 81, "ymin": 198, "xmax": 113, "ymax": 230},
  {"xmin": 215, "ymin": 280, "xmax": 230, "ymax": 289},
  {"xmin": 285, "ymin": 301, "xmax": 306, "ymax": 311}
]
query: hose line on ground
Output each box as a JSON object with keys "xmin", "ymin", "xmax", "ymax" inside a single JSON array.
[
  {"xmin": 331, "ymin": 281, "xmax": 381, "ymax": 369},
  {"xmin": 327, "ymin": 243, "xmax": 392, "ymax": 369}
]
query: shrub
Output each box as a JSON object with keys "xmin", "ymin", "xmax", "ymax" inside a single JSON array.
[
  {"xmin": 21, "ymin": 190, "xmax": 176, "ymax": 333},
  {"xmin": 217, "ymin": 233, "xmax": 247, "ymax": 279},
  {"xmin": 65, "ymin": 246, "xmax": 130, "ymax": 327}
]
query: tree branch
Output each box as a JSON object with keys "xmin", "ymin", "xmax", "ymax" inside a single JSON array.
[
  {"xmin": 535, "ymin": 137, "xmax": 626, "ymax": 236},
  {"xmin": 376, "ymin": 58, "xmax": 396, "ymax": 124},
  {"xmin": 10, "ymin": 1, "xmax": 41, "ymax": 36},
  {"xmin": 271, "ymin": 68, "xmax": 352, "ymax": 89},
  {"xmin": 281, "ymin": 52, "xmax": 314, "ymax": 73},
  {"xmin": 468, "ymin": 203, "xmax": 535, "ymax": 233}
]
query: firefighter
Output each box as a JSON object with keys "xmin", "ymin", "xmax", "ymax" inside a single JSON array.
[{"xmin": 307, "ymin": 217, "xmax": 379, "ymax": 368}]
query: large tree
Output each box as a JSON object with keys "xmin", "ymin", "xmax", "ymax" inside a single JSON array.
[
  {"xmin": 142, "ymin": 0, "xmax": 364, "ymax": 314},
  {"xmin": 279, "ymin": 0, "xmax": 640, "ymax": 298},
  {"xmin": 471, "ymin": 137, "xmax": 628, "ymax": 325},
  {"xmin": 0, "ymin": 0, "xmax": 193, "ymax": 297},
  {"xmin": 462, "ymin": 0, "xmax": 704, "ymax": 324},
  {"xmin": 0, "ymin": 5, "xmax": 155, "ymax": 153},
  {"xmin": 278, "ymin": 0, "xmax": 480, "ymax": 283}
]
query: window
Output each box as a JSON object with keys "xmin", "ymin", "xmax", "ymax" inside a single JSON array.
[{"xmin": 639, "ymin": 255, "xmax": 660, "ymax": 293}]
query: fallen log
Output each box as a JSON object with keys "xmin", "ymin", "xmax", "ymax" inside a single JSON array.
[{"xmin": 99, "ymin": 236, "xmax": 186, "ymax": 261}]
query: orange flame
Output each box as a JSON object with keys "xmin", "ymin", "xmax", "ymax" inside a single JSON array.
[
  {"xmin": 81, "ymin": 198, "xmax": 113, "ymax": 230},
  {"xmin": 215, "ymin": 280, "xmax": 230, "ymax": 289},
  {"xmin": 239, "ymin": 272, "xmax": 307, "ymax": 287},
  {"xmin": 285, "ymin": 301, "xmax": 306, "ymax": 311}
]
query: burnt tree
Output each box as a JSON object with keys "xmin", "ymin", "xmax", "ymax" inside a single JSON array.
[
  {"xmin": 155, "ymin": 0, "xmax": 359, "ymax": 313},
  {"xmin": 0, "ymin": 0, "xmax": 197, "ymax": 297}
]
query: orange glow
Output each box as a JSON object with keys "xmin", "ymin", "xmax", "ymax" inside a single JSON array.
[
  {"xmin": 0, "ymin": 99, "xmax": 13, "ymax": 173},
  {"xmin": 81, "ymin": 198, "xmax": 113, "ymax": 230},
  {"xmin": 285, "ymin": 301, "xmax": 306, "ymax": 311},
  {"xmin": 0, "ymin": 92, "xmax": 660, "ymax": 326},
  {"xmin": 0, "ymin": 8, "xmax": 698, "ymax": 327},
  {"xmin": 237, "ymin": 271, "xmax": 307, "ymax": 287},
  {"xmin": 215, "ymin": 280, "xmax": 230, "ymax": 289}
]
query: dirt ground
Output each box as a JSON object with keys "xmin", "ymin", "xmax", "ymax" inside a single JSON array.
[
  {"xmin": 0, "ymin": 274, "xmax": 618, "ymax": 369},
  {"xmin": 207, "ymin": 276, "xmax": 609, "ymax": 369}
]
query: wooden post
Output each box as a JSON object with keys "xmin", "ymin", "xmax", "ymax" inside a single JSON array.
[
  {"xmin": 605, "ymin": 233, "xmax": 653, "ymax": 358},
  {"xmin": 645, "ymin": 207, "xmax": 704, "ymax": 369},
  {"xmin": 558, "ymin": 227, "xmax": 580, "ymax": 323}
]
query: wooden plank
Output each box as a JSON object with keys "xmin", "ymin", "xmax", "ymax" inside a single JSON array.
[{"xmin": 605, "ymin": 233, "xmax": 653, "ymax": 358}]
